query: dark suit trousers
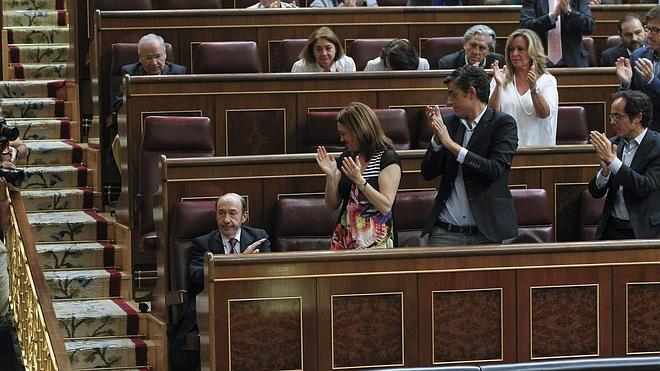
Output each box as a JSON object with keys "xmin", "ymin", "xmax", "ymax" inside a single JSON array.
[{"xmin": 600, "ymin": 216, "xmax": 636, "ymax": 240}]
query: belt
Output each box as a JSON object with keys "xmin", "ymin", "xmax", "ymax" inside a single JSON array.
[
  {"xmin": 435, "ymin": 220, "xmax": 479, "ymax": 236},
  {"xmin": 610, "ymin": 216, "xmax": 632, "ymax": 230}
]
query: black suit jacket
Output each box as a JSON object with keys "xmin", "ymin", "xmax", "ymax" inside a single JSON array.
[
  {"xmin": 599, "ymin": 44, "xmax": 629, "ymax": 67},
  {"xmin": 520, "ymin": 0, "xmax": 594, "ymax": 67},
  {"xmin": 420, "ymin": 108, "xmax": 519, "ymax": 242},
  {"xmin": 112, "ymin": 61, "xmax": 187, "ymax": 114},
  {"xmin": 587, "ymin": 130, "xmax": 660, "ymax": 239},
  {"xmin": 169, "ymin": 227, "xmax": 271, "ymax": 349},
  {"xmin": 437, "ymin": 50, "xmax": 505, "ymax": 70},
  {"xmin": 626, "ymin": 46, "xmax": 660, "ymax": 132}
]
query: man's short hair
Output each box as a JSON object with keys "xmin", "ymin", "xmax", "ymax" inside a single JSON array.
[
  {"xmin": 463, "ymin": 24, "xmax": 497, "ymax": 52},
  {"xmin": 444, "ymin": 65, "xmax": 490, "ymax": 104},
  {"xmin": 612, "ymin": 90, "xmax": 654, "ymax": 128},
  {"xmin": 644, "ymin": 5, "xmax": 660, "ymax": 25},
  {"xmin": 618, "ymin": 13, "xmax": 644, "ymax": 33},
  {"xmin": 138, "ymin": 34, "xmax": 165, "ymax": 53},
  {"xmin": 216, "ymin": 193, "xmax": 248, "ymax": 212}
]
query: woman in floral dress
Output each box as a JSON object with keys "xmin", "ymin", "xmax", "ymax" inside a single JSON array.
[{"xmin": 315, "ymin": 102, "xmax": 402, "ymax": 249}]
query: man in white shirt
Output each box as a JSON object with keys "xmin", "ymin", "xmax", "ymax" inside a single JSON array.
[{"xmin": 588, "ymin": 90, "xmax": 660, "ymax": 239}]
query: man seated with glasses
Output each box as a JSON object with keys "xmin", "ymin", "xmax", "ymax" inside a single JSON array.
[
  {"xmin": 616, "ymin": 5, "xmax": 660, "ymax": 133},
  {"xmin": 588, "ymin": 90, "xmax": 660, "ymax": 240}
]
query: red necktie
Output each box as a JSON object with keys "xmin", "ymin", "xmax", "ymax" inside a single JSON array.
[
  {"xmin": 547, "ymin": 0, "xmax": 562, "ymax": 65},
  {"xmin": 228, "ymin": 238, "xmax": 238, "ymax": 254}
]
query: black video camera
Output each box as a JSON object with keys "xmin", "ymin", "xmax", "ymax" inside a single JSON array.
[
  {"xmin": 0, "ymin": 168, "xmax": 25, "ymax": 187},
  {"xmin": 0, "ymin": 116, "xmax": 20, "ymax": 141}
]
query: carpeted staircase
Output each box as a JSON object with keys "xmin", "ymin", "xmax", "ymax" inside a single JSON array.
[{"xmin": 3, "ymin": 1, "xmax": 152, "ymax": 369}]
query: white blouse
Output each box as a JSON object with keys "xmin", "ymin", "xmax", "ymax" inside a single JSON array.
[
  {"xmin": 490, "ymin": 72, "xmax": 558, "ymax": 147},
  {"xmin": 291, "ymin": 56, "xmax": 356, "ymax": 72},
  {"xmin": 363, "ymin": 56, "xmax": 430, "ymax": 71}
]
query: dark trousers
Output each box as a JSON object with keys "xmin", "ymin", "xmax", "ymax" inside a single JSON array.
[{"xmin": 601, "ymin": 216, "xmax": 636, "ymax": 240}]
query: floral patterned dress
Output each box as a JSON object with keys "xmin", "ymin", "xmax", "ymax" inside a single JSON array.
[{"xmin": 330, "ymin": 149, "xmax": 400, "ymax": 250}]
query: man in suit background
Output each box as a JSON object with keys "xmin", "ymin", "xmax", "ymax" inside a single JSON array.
[
  {"xmin": 588, "ymin": 91, "xmax": 660, "ymax": 240},
  {"xmin": 600, "ymin": 14, "xmax": 646, "ymax": 67},
  {"xmin": 421, "ymin": 65, "xmax": 519, "ymax": 246},
  {"xmin": 438, "ymin": 25, "xmax": 505, "ymax": 70},
  {"xmin": 520, "ymin": 0, "xmax": 594, "ymax": 67},
  {"xmin": 616, "ymin": 5, "xmax": 660, "ymax": 132},
  {"xmin": 169, "ymin": 193, "xmax": 270, "ymax": 355}
]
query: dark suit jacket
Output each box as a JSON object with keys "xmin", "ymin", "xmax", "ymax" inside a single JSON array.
[
  {"xmin": 599, "ymin": 44, "xmax": 629, "ymax": 67},
  {"xmin": 420, "ymin": 108, "xmax": 519, "ymax": 242},
  {"xmin": 112, "ymin": 61, "xmax": 187, "ymax": 114},
  {"xmin": 169, "ymin": 226, "xmax": 271, "ymax": 349},
  {"xmin": 520, "ymin": 0, "xmax": 595, "ymax": 67},
  {"xmin": 627, "ymin": 46, "xmax": 660, "ymax": 132},
  {"xmin": 437, "ymin": 50, "xmax": 505, "ymax": 70},
  {"xmin": 587, "ymin": 130, "xmax": 660, "ymax": 239}
]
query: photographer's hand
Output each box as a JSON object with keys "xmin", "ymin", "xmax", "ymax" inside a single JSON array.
[{"xmin": 2, "ymin": 161, "xmax": 15, "ymax": 169}]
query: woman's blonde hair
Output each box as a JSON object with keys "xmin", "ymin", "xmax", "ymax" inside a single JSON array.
[
  {"xmin": 335, "ymin": 102, "xmax": 393, "ymax": 160},
  {"xmin": 504, "ymin": 28, "xmax": 548, "ymax": 85},
  {"xmin": 299, "ymin": 26, "xmax": 345, "ymax": 65}
]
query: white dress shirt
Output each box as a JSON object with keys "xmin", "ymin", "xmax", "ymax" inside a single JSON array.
[{"xmin": 291, "ymin": 56, "xmax": 356, "ymax": 72}]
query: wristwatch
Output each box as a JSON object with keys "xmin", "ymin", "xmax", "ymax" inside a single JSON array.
[{"xmin": 530, "ymin": 87, "xmax": 540, "ymax": 95}]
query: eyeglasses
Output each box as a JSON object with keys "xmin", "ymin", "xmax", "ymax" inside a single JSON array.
[
  {"xmin": 609, "ymin": 113, "xmax": 630, "ymax": 122},
  {"xmin": 645, "ymin": 26, "xmax": 660, "ymax": 34},
  {"xmin": 139, "ymin": 53, "xmax": 163, "ymax": 61}
]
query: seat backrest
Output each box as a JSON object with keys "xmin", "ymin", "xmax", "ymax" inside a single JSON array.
[
  {"xmin": 580, "ymin": 189, "xmax": 606, "ymax": 241},
  {"xmin": 347, "ymin": 39, "xmax": 395, "ymax": 71},
  {"xmin": 235, "ymin": 0, "xmax": 259, "ymax": 7},
  {"xmin": 140, "ymin": 116, "xmax": 215, "ymax": 238},
  {"xmin": 417, "ymin": 106, "xmax": 454, "ymax": 149},
  {"xmin": 508, "ymin": 188, "xmax": 553, "ymax": 243},
  {"xmin": 422, "ymin": 37, "xmax": 463, "ymax": 69},
  {"xmin": 157, "ymin": 0, "xmax": 222, "ymax": 8},
  {"xmin": 605, "ymin": 35, "xmax": 622, "ymax": 50},
  {"xmin": 556, "ymin": 106, "xmax": 589, "ymax": 145},
  {"xmin": 303, "ymin": 109, "xmax": 411, "ymax": 152},
  {"xmin": 95, "ymin": 0, "xmax": 153, "ymax": 10},
  {"xmin": 168, "ymin": 199, "xmax": 218, "ymax": 319},
  {"xmin": 582, "ymin": 36, "xmax": 597, "ymax": 67},
  {"xmin": 272, "ymin": 196, "xmax": 340, "ymax": 251},
  {"xmin": 392, "ymin": 190, "xmax": 435, "ymax": 246},
  {"xmin": 193, "ymin": 42, "xmax": 262, "ymax": 73},
  {"xmin": 279, "ymin": 39, "xmax": 307, "ymax": 72}
]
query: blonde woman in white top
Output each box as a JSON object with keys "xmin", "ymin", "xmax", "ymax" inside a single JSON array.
[
  {"xmin": 489, "ymin": 28, "xmax": 558, "ymax": 146},
  {"xmin": 291, "ymin": 27, "xmax": 356, "ymax": 73}
]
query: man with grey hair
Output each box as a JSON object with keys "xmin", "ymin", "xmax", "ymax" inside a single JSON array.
[{"xmin": 437, "ymin": 25, "xmax": 505, "ymax": 70}]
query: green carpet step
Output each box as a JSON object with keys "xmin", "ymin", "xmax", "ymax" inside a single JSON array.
[
  {"xmin": 6, "ymin": 118, "xmax": 72, "ymax": 140},
  {"xmin": 37, "ymin": 241, "xmax": 117, "ymax": 269},
  {"xmin": 28, "ymin": 210, "xmax": 107, "ymax": 242},
  {"xmin": 54, "ymin": 299, "xmax": 138, "ymax": 338},
  {"xmin": 3, "ymin": 10, "xmax": 67, "ymax": 27},
  {"xmin": 65, "ymin": 337, "xmax": 150, "ymax": 369},
  {"xmin": 22, "ymin": 164, "xmax": 86, "ymax": 189},
  {"xmin": 6, "ymin": 26, "xmax": 69, "ymax": 44},
  {"xmin": 44, "ymin": 268, "xmax": 127, "ymax": 299},
  {"xmin": 3, "ymin": 0, "xmax": 66, "ymax": 11},
  {"xmin": 8, "ymin": 43, "xmax": 68, "ymax": 63},
  {"xmin": 0, "ymin": 80, "xmax": 66, "ymax": 98},
  {"xmin": 21, "ymin": 188, "xmax": 93, "ymax": 211},
  {"xmin": 20, "ymin": 139, "xmax": 82, "ymax": 166},
  {"xmin": 0, "ymin": 97, "xmax": 65, "ymax": 118},
  {"xmin": 8, "ymin": 63, "xmax": 70, "ymax": 80}
]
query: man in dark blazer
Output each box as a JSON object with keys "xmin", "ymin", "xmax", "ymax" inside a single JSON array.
[
  {"xmin": 421, "ymin": 65, "xmax": 519, "ymax": 245},
  {"xmin": 169, "ymin": 193, "xmax": 270, "ymax": 351},
  {"xmin": 588, "ymin": 91, "xmax": 660, "ymax": 240},
  {"xmin": 600, "ymin": 14, "xmax": 646, "ymax": 67},
  {"xmin": 616, "ymin": 6, "xmax": 660, "ymax": 132},
  {"xmin": 520, "ymin": 0, "xmax": 595, "ymax": 67},
  {"xmin": 438, "ymin": 25, "xmax": 505, "ymax": 70}
]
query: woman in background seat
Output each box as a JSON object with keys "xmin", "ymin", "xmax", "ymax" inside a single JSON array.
[
  {"xmin": 364, "ymin": 39, "xmax": 430, "ymax": 71},
  {"xmin": 316, "ymin": 102, "xmax": 401, "ymax": 249},
  {"xmin": 292, "ymin": 27, "xmax": 356, "ymax": 72}
]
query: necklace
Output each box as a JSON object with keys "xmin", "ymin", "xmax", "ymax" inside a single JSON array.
[{"xmin": 513, "ymin": 75, "xmax": 535, "ymax": 116}]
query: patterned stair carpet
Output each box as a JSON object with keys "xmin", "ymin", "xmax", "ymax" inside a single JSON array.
[{"xmin": 3, "ymin": 1, "xmax": 151, "ymax": 369}]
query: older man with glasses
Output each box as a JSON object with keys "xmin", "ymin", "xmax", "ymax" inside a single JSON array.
[{"xmin": 616, "ymin": 5, "xmax": 660, "ymax": 133}]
